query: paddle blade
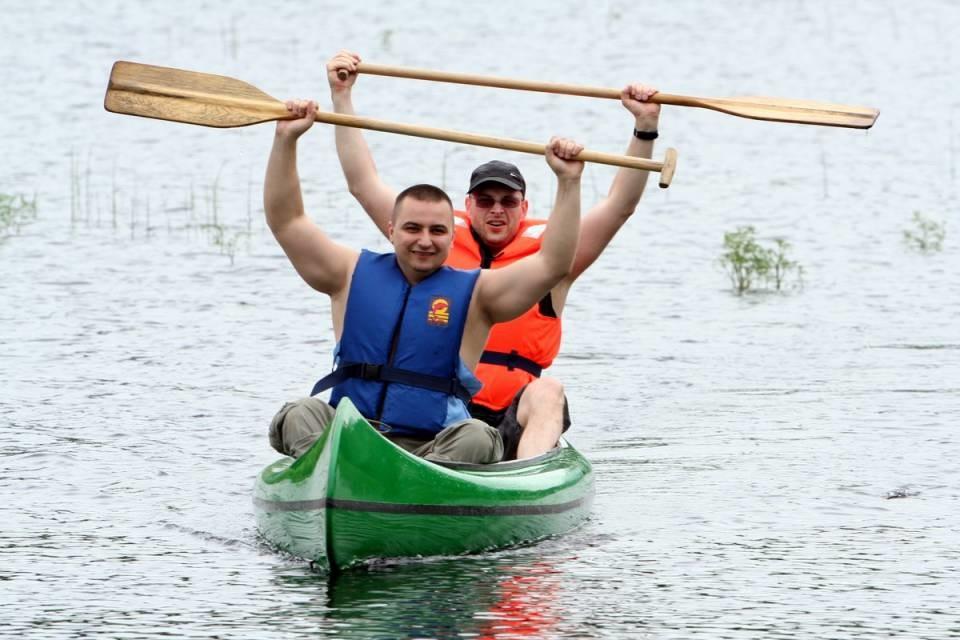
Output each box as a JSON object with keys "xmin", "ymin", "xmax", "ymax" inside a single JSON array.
[
  {"xmin": 708, "ymin": 95, "xmax": 879, "ymax": 129},
  {"xmin": 104, "ymin": 61, "xmax": 288, "ymax": 128}
]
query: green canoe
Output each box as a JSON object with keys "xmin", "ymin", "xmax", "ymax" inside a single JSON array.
[{"xmin": 253, "ymin": 398, "xmax": 593, "ymax": 571}]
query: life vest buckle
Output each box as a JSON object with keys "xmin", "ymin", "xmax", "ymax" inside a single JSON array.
[
  {"xmin": 507, "ymin": 349, "xmax": 519, "ymax": 371},
  {"xmin": 358, "ymin": 363, "xmax": 383, "ymax": 380}
]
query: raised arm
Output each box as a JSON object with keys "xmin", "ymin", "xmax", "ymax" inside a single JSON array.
[
  {"xmin": 474, "ymin": 138, "xmax": 585, "ymax": 324},
  {"xmin": 264, "ymin": 99, "xmax": 357, "ymax": 296},
  {"xmin": 327, "ymin": 50, "xmax": 397, "ymax": 238},
  {"xmin": 569, "ymin": 83, "xmax": 661, "ymax": 281}
]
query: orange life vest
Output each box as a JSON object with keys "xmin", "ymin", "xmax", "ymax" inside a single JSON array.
[{"xmin": 447, "ymin": 212, "xmax": 562, "ymax": 411}]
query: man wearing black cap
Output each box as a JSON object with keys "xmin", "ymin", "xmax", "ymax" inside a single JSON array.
[{"xmin": 326, "ymin": 50, "xmax": 661, "ymax": 460}]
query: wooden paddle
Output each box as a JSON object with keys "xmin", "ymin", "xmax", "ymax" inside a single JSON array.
[
  {"xmin": 340, "ymin": 62, "xmax": 879, "ymax": 130},
  {"xmin": 104, "ymin": 61, "xmax": 679, "ymax": 188}
]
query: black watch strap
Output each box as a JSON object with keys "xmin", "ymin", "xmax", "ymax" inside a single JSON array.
[{"xmin": 633, "ymin": 128, "xmax": 659, "ymax": 140}]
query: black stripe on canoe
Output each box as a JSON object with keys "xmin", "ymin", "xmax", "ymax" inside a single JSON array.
[{"xmin": 253, "ymin": 495, "xmax": 589, "ymax": 516}]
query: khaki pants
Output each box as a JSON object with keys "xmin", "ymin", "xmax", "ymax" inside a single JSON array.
[{"xmin": 269, "ymin": 397, "xmax": 503, "ymax": 464}]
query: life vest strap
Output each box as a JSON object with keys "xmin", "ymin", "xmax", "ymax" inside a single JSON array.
[
  {"xmin": 479, "ymin": 350, "xmax": 543, "ymax": 377},
  {"xmin": 312, "ymin": 363, "xmax": 473, "ymax": 404}
]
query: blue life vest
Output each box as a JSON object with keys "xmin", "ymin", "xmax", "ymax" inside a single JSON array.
[{"xmin": 312, "ymin": 250, "xmax": 481, "ymax": 438}]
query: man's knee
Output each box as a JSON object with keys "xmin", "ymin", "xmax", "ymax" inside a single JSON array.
[
  {"xmin": 525, "ymin": 376, "xmax": 564, "ymax": 401},
  {"xmin": 269, "ymin": 397, "xmax": 336, "ymax": 458},
  {"xmin": 427, "ymin": 420, "xmax": 503, "ymax": 464},
  {"xmin": 516, "ymin": 377, "xmax": 565, "ymax": 426}
]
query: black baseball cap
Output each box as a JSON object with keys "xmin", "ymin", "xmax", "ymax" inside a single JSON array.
[{"xmin": 467, "ymin": 160, "xmax": 526, "ymax": 195}]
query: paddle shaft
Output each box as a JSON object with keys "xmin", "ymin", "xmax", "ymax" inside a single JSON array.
[
  {"xmin": 314, "ymin": 111, "xmax": 668, "ymax": 176},
  {"xmin": 341, "ymin": 62, "xmax": 878, "ymax": 129},
  {"xmin": 344, "ymin": 63, "xmax": 709, "ymax": 108}
]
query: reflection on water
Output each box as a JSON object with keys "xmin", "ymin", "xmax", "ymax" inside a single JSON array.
[{"xmin": 267, "ymin": 557, "xmax": 563, "ymax": 639}]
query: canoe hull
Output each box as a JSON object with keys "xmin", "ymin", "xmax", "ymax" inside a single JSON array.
[{"xmin": 254, "ymin": 399, "xmax": 593, "ymax": 571}]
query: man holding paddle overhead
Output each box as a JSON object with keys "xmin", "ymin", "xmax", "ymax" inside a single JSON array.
[
  {"xmin": 264, "ymin": 98, "xmax": 585, "ymax": 464},
  {"xmin": 326, "ymin": 50, "xmax": 662, "ymax": 460}
]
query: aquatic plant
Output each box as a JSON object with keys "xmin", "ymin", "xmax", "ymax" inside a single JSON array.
[
  {"xmin": 221, "ymin": 16, "xmax": 239, "ymax": 60},
  {"xmin": 767, "ymin": 238, "xmax": 803, "ymax": 291},
  {"xmin": 0, "ymin": 192, "xmax": 38, "ymax": 240},
  {"xmin": 61, "ymin": 144, "xmax": 265, "ymax": 266},
  {"xmin": 719, "ymin": 226, "xmax": 767, "ymax": 294},
  {"xmin": 719, "ymin": 226, "xmax": 803, "ymax": 295},
  {"xmin": 903, "ymin": 211, "xmax": 945, "ymax": 254},
  {"xmin": 380, "ymin": 29, "xmax": 393, "ymax": 52},
  {"xmin": 202, "ymin": 222, "xmax": 250, "ymax": 266},
  {"xmin": 196, "ymin": 168, "xmax": 251, "ymax": 263}
]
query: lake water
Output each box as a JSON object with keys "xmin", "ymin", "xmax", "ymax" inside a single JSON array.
[{"xmin": 2, "ymin": 1, "xmax": 959, "ymax": 638}]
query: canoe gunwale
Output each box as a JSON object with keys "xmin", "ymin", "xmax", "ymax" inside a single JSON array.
[{"xmin": 431, "ymin": 439, "xmax": 572, "ymax": 472}]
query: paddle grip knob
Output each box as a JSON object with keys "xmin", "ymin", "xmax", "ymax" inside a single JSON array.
[{"xmin": 658, "ymin": 148, "xmax": 678, "ymax": 189}]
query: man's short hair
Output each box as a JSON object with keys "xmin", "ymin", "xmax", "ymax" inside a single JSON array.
[{"xmin": 392, "ymin": 184, "xmax": 454, "ymax": 223}]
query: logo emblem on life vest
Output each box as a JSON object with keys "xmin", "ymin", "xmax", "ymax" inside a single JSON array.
[{"xmin": 427, "ymin": 296, "xmax": 450, "ymax": 326}]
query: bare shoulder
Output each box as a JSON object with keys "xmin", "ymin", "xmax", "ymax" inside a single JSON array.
[{"xmin": 277, "ymin": 219, "xmax": 360, "ymax": 297}]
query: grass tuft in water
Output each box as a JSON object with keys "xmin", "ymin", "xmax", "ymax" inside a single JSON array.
[
  {"xmin": 719, "ymin": 226, "xmax": 804, "ymax": 295},
  {"xmin": 902, "ymin": 211, "xmax": 945, "ymax": 254},
  {"xmin": 380, "ymin": 29, "xmax": 393, "ymax": 51},
  {"xmin": 0, "ymin": 192, "xmax": 38, "ymax": 241},
  {"xmin": 203, "ymin": 225, "xmax": 250, "ymax": 265}
]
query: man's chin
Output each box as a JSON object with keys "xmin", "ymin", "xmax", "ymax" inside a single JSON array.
[
  {"xmin": 410, "ymin": 257, "xmax": 440, "ymax": 272},
  {"xmin": 481, "ymin": 230, "xmax": 510, "ymax": 248}
]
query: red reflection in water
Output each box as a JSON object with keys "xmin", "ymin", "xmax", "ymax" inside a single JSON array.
[{"xmin": 476, "ymin": 562, "xmax": 561, "ymax": 639}]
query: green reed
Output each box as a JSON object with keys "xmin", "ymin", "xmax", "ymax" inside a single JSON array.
[{"xmin": 65, "ymin": 147, "xmax": 259, "ymax": 264}]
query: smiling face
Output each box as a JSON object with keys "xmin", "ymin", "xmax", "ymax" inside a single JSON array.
[
  {"xmin": 464, "ymin": 183, "xmax": 529, "ymax": 251},
  {"xmin": 388, "ymin": 196, "xmax": 455, "ymax": 282}
]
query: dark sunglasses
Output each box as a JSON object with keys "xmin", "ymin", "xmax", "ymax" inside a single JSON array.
[{"xmin": 472, "ymin": 194, "xmax": 522, "ymax": 209}]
